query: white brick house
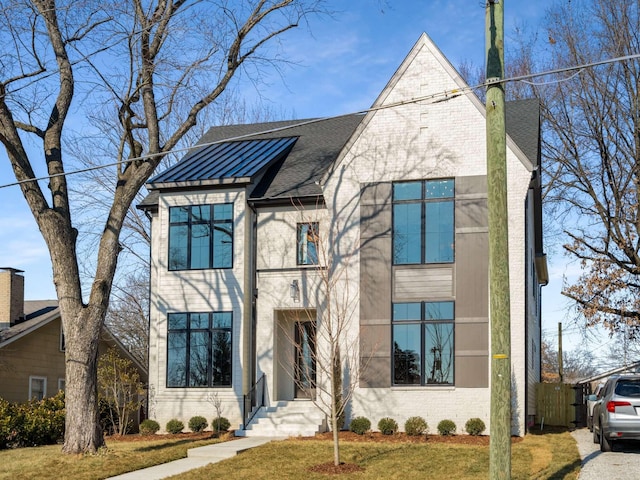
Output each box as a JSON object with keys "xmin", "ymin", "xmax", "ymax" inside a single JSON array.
[{"xmin": 140, "ymin": 33, "xmax": 547, "ymax": 436}]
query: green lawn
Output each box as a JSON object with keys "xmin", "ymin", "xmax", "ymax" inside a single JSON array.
[{"xmin": 0, "ymin": 428, "xmax": 580, "ymax": 480}]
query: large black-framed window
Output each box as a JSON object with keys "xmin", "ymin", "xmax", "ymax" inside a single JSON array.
[
  {"xmin": 392, "ymin": 179, "xmax": 454, "ymax": 264},
  {"xmin": 393, "ymin": 301, "xmax": 454, "ymax": 386},
  {"xmin": 168, "ymin": 204, "xmax": 233, "ymax": 270},
  {"xmin": 167, "ymin": 312, "xmax": 232, "ymax": 387}
]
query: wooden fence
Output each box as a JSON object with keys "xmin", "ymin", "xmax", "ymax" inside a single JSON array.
[{"xmin": 535, "ymin": 383, "xmax": 577, "ymax": 428}]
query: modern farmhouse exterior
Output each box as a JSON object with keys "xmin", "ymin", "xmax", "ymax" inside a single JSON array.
[{"xmin": 140, "ymin": 33, "xmax": 547, "ymax": 436}]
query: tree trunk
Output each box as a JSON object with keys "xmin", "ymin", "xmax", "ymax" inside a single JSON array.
[{"xmin": 61, "ymin": 308, "xmax": 105, "ymax": 453}]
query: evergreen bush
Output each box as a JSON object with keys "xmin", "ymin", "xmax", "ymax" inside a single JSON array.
[
  {"xmin": 139, "ymin": 419, "xmax": 160, "ymax": 435},
  {"xmin": 465, "ymin": 417, "xmax": 486, "ymax": 436},
  {"xmin": 404, "ymin": 416, "xmax": 428, "ymax": 436},
  {"xmin": 211, "ymin": 416, "xmax": 230, "ymax": 433},
  {"xmin": 437, "ymin": 419, "xmax": 457, "ymax": 436},
  {"xmin": 377, "ymin": 417, "xmax": 398, "ymax": 435},
  {"xmin": 166, "ymin": 419, "xmax": 184, "ymax": 434},
  {"xmin": 188, "ymin": 416, "xmax": 208, "ymax": 433},
  {"xmin": 349, "ymin": 416, "xmax": 371, "ymax": 435}
]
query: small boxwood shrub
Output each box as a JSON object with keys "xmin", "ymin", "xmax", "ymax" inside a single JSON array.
[
  {"xmin": 139, "ymin": 419, "xmax": 160, "ymax": 435},
  {"xmin": 404, "ymin": 416, "xmax": 428, "ymax": 436},
  {"xmin": 437, "ymin": 419, "xmax": 457, "ymax": 436},
  {"xmin": 166, "ymin": 419, "xmax": 185, "ymax": 434},
  {"xmin": 377, "ymin": 417, "xmax": 398, "ymax": 435},
  {"xmin": 188, "ymin": 416, "xmax": 208, "ymax": 433},
  {"xmin": 211, "ymin": 416, "xmax": 230, "ymax": 433},
  {"xmin": 465, "ymin": 417, "xmax": 486, "ymax": 436},
  {"xmin": 349, "ymin": 416, "xmax": 371, "ymax": 435}
]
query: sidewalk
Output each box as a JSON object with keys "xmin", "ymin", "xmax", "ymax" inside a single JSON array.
[{"xmin": 106, "ymin": 436, "xmax": 284, "ymax": 480}]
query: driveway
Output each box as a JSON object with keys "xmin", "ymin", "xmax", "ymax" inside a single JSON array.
[{"xmin": 572, "ymin": 428, "xmax": 640, "ymax": 479}]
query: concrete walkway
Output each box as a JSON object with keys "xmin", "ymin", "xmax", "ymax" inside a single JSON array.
[{"xmin": 106, "ymin": 436, "xmax": 283, "ymax": 480}]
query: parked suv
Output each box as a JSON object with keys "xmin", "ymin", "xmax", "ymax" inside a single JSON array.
[{"xmin": 592, "ymin": 374, "xmax": 640, "ymax": 452}]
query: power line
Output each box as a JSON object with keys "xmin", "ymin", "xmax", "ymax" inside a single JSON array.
[{"xmin": 3, "ymin": 51, "xmax": 640, "ymax": 190}]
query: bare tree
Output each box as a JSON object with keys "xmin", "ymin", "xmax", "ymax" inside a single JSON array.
[
  {"xmin": 0, "ymin": 0, "xmax": 326, "ymax": 453},
  {"xmin": 536, "ymin": 1, "xmax": 640, "ymax": 339},
  {"xmin": 282, "ymin": 210, "xmax": 370, "ymax": 467}
]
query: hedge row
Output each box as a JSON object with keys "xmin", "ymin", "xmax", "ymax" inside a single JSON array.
[{"xmin": 0, "ymin": 391, "xmax": 65, "ymax": 449}]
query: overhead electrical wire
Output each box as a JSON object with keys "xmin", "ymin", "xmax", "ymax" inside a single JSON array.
[{"xmin": 2, "ymin": 51, "xmax": 640, "ymax": 190}]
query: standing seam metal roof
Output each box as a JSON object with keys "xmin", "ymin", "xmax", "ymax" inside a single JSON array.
[{"xmin": 148, "ymin": 136, "xmax": 298, "ymax": 185}]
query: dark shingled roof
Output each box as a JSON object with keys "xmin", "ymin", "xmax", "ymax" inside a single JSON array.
[
  {"xmin": 145, "ymin": 115, "xmax": 364, "ymax": 201},
  {"xmin": 138, "ymin": 100, "xmax": 540, "ymax": 209},
  {"xmin": 505, "ymin": 98, "xmax": 541, "ymax": 166}
]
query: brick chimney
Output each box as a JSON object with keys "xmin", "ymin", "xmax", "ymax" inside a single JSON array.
[{"xmin": 0, "ymin": 268, "xmax": 25, "ymax": 330}]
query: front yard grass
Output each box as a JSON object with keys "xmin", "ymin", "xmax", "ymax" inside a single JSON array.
[
  {"xmin": 0, "ymin": 433, "xmax": 224, "ymax": 480},
  {"xmin": 171, "ymin": 428, "xmax": 580, "ymax": 480},
  {"xmin": 0, "ymin": 427, "xmax": 580, "ymax": 480}
]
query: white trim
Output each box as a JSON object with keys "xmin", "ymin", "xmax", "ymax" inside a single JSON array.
[
  {"xmin": 59, "ymin": 322, "xmax": 65, "ymax": 352},
  {"xmin": 57, "ymin": 378, "xmax": 65, "ymax": 392},
  {"xmin": 28, "ymin": 375, "xmax": 47, "ymax": 401}
]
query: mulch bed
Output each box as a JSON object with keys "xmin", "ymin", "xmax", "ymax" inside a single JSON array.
[
  {"xmin": 105, "ymin": 431, "xmax": 235, "ymax": 443},
  {"xmin": 305, "ymin": 430, "xmax": 523, "ymax": 446}
]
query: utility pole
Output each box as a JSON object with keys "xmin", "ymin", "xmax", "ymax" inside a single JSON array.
[
  {"xmin": 486, "ymin": 1, "xmax": 511, "ymax": 479},
  {"xmin": 558, "ymin": 322, "xmax": 563, "ymax": 383}
]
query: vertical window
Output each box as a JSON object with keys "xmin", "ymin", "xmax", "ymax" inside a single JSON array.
[
  {"xmin": 297, "ymin": 222, "xmax": 319, "ymax": 265},
  {"xmin": 168, "ymin": 204, "xmax": 233, "ymax": 270},
  {"xmin": 58, "ymin": 378, "xmax": 65, "ymax": 392},
  {"xmin": 393, "ymin": 179, "xmax": 454, "ymax": 264},
  {"xmin": 392, "ymin": 301, "xmax": 454, "ymax": 385},
  {"xmin": 167, "ymin": 312, "xmax": 232, "ymax": 387},
  {"xmin": 29, "ymin": 376, "xmax": 47, "ymax": 400}
]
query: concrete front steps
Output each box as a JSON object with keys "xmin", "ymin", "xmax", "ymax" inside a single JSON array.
[{"xmin": 236, "ymin": 400, "xmax": 326, "ymax": 437}]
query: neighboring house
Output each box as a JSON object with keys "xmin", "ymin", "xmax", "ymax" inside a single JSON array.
[
  {"xmin": 0, "ymin": 268, "xmax": 148, "ymax": 413},
  {"xmin": 140, "ymin": 34, "xmax": 547, "ymax": 436}
]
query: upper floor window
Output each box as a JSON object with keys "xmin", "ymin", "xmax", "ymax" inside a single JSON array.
[
  {"xmin": 393, "ymin": 179, "xmax": 454, "ymax": 264},
  {"xmin": 168, "ymin": 204, "xmax": 233, "ymax": 270},
  {"xmin": 393, "ymin": 301, "xmax": 454, "ymax": 386},
  {"xmin": 167, "ymin": 312, "xmax": 233, "ymax": 388},
  {"xmin": 297, "ymin": 222, "xmax": 319, "ymax": 265}
]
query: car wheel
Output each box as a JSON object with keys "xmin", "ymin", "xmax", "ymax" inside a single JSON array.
[{"xmin": 599, "ymin": 424, "xmax": 613, "ymax": 452}]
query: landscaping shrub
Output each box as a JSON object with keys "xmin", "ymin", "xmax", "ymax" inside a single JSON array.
[
  {"xmin": 377, "ymin": 417, "xmax": 398, "ymax": 435},
  {"xmin": 465, "ymin": 417, "xmax": 486, "ymax": 436},
  {"xmin": 166, "ymin": 419, "xmax": 184, "ymax": 434},
  {"xmin": 211, "ymin": 416, "xmax": 230, "ymax": 434},
  {"xmin": 139, "ymin": 419, "xmax": 160, "ymax": 435},
  {"xmin": 404, "ymin": 416, "xmax": 428, "ymax": 436},
  {"xmin": 349, "ymin": 416, "xmax": 371, "ymax": 435},
  {"xmin": 437, "ymin": 419, "xmax": 457, "ymax": 436},
  {"xmin": 188, "ymin": 416, "xmax": 208, "ymax": 433},
  {"xmin": 0, "ymin": 398, "xmax": 19, "ymax": 449}
]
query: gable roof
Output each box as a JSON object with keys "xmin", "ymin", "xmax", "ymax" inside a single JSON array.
[
  {"xmin": 140, "ymin": 34, "xmax": 541, "ymax": 208},
  {"xmin": 0, "ymin": 300, "xmax": 148, "ymax": 376}
]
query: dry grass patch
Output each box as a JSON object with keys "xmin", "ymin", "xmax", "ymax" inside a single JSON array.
[
  {"xmin": 0, "ymin": 432, "xmax": 226, "ymax": 480},
  {"xmin": 170, "ymin": 428, "xmax": 580, "ymax": 480}
]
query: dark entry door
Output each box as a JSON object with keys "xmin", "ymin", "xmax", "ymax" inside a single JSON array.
[{"xmin": 294, "ymin": 321, "xmax": 316, "ymax": 399}]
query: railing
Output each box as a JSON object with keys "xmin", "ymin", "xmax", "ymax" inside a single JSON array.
[{"xmin": 243, "ymin": 374, "xmax": 266, "ymax": 429}]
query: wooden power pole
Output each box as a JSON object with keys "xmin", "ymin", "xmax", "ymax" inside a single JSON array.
[{"xmin": 486, "ymin": 1, "xmax": 511, "ymax": 479}]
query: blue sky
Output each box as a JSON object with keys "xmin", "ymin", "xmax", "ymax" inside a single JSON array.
[{"xmin": 0, "ymin": 1, "xmax": 582, "ymax": 351}]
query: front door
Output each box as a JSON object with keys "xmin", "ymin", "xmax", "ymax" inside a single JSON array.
[{"xmin": 294, "ymin": 321, "xmax": 316, "ymax": 399}]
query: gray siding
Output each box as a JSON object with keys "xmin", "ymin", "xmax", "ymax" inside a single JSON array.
[{"xmin": 359, "ymin": 176, "xmax": 490, "ymax": 388}]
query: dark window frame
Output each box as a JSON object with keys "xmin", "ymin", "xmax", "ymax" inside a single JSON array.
[
  {"xmin": 166, "ymin": 312, "xmax": 233, "ymax": 388},
  {"xmin": 392, "ymin": 179, "xmax": 455, "ymax": 265},
  {"xmin": 168, "ymin": 203, "xmax": 234, "ymax": 271},
  {"xmin": 392, "ymin": 301, "xmax": 455, "ymax": 386}
]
